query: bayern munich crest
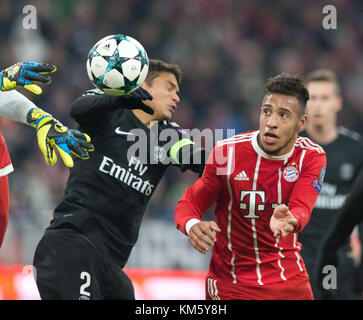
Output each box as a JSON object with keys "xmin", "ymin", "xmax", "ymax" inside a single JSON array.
[{"xmin": 283, "ymin": 165, "xmax": 300, "ymax": 182}]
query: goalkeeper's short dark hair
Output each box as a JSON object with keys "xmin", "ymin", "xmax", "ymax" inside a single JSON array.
[
  {"xmin": 145, "ymin": 59, "xmax": 182, "ymax": 85},
  {"xmin": 305, "ymin": 69, "xmax": 341, "ymax": 96},
  {"xmin": 265, "ymin": 73, "xmax": 309, "ymax": 115}
]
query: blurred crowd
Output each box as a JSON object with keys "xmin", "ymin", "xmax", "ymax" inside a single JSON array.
[{"xmin": 0, "ymin": 0, "xmax": 362, "ymax": 264}]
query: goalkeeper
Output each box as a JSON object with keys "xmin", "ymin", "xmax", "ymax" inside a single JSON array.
[{"xmin": 0, "ymin": 62, "xmax": 94, "ymax": 248}]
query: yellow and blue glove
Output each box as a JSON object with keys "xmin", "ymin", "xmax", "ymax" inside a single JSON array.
[
  {"xmin": 27, "ymin": 108, "xmax": 94, "ymax": 168},
  {"xmin": 0, "ymin": 62, "xmax": 56, "ymax": 95}
]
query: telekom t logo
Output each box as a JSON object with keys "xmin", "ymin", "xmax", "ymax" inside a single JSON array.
[
  {"xmin": 240, "ymin": 191, "xmax": 265, "ymax": 219},
  {"xmin": 240, "ymin": 190, "xmax": 280, "ymax": 218}
]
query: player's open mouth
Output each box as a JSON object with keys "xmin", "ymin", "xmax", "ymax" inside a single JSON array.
[
  {"xmin": 264, "ymin": 132, "xmax": 279, "ymax": 144},
  {"xmin": 169, "ymin": 105, "xmax": 177, "ymax": 112}
]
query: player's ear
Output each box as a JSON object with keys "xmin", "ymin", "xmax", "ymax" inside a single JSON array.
[
  {"xmin": 298, "ymin": 114, "xmax": 307, "ymax": 132},
  {"xmin": 336, "ymin": 96, "xmax": 343, "ymax": 112}
]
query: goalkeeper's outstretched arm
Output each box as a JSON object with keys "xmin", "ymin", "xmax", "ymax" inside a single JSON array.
[
  {"xmin": 0, "ymin": 62, "xmax": 56, "ymax": 95},
  {"xmin": 0, "ymin": 89, "xmax": 94, "ymax": 168},
  {"xmin": 70, "ymin": 87, "xmax": 153, "ymax": 125},
  {"xmin": 0, "ymin": 89, "xmax": 36, "ymax": 123}
]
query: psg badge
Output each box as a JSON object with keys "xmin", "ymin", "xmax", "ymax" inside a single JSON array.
[{"xmin": 283, "ymin": 165, "xmax": 300, "ymax": 182}]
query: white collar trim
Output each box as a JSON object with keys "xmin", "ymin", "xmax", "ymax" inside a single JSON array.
[{"xmin": 252, "ymin": 131, "xmax": 294, "ymax": 160}]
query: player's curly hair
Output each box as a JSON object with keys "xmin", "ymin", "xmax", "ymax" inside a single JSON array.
[
  {"xmin": 145, "ymin": 59, "xmax": 182, "ymax": 85},
  {"xmin": 266, "ymin": 73, "xmax": 309, "ymax": 115}
]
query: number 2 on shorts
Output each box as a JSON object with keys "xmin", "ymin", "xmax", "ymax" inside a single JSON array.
[{"xmin": 80, "ymin": 271, "xmax": 91, "ymax": 297}]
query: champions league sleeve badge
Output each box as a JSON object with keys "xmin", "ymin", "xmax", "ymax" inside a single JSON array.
[
  {"xmin": 311, "ymin": 166, "xmax": 325, "ymax": 193},
  {"xmin": 312, "ymin": 178, "xmax": 323, "ymax": 193}
]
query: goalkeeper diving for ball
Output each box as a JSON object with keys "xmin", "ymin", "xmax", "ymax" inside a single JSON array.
[{"xmin": 0, "ymin": 61, "xmax": 94, "ymax": 248}]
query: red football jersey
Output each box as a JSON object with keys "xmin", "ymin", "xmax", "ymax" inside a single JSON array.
[
  {"xmin": 175, "ymin": 131, "xmax": 326, "ymax": 286},
  {"xmin": 0, "ymin": 130, "xmax": 12, "ymax": 247},
  {"xmin": 0, "ymin": 131, "xmax": 13, "ymax": 177}
]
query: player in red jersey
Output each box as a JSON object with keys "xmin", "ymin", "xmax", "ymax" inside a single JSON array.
[
  {"xmin": 175, "ymin": 73, "xmax": 327, "ymax": 300},
  {"xmin": 0, "ymin": 132, "xmax": 12, "ymax": 247}
]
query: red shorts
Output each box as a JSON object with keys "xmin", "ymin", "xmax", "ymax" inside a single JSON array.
[{"xmin": 205, "ymin": 272, "xmax": 314, "ymax": 300}]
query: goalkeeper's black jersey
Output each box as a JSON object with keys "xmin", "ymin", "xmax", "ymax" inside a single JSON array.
[
  {"xmin": 48, "ymin": 90, "xmax": 204, "ymax": 267},
  {"xmin": 299, "ymin": 127, "xmax": 363, "ymax": 255}
]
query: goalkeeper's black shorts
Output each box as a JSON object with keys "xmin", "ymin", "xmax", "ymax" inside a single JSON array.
[{"xmin": 33, "ymin": 227, "xmax": 134, "ymax": 300}]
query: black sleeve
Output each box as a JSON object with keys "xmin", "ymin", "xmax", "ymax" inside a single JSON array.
[
  {"xmin": 178, "ymin": 145, "xmax": 209, "ymax": 177},
  {"xmin": 322, "ymin": 167, "xmax": 363, "ymax": 251},
  {"xmin": 162, "ymin": 122, "xmax": 209, "ymax": 176},
  {"xmin": 70, "ymin": 89, "xmax": 122, "ymax": 125}
]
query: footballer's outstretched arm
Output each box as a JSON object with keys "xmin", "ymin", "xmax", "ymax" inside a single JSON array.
[
  {"xmin": 175, "ymin": 146, "xmax": 223, "ymax": 253},
  {"xmin": 1, "ymin": 62, "xmax": 56, "ymax": 95},
  {"xmin": 0, "ymin": 90, "xmax": 36, "ymax": 123},
  {"xmin": 70, "ymin": 87, "xmax": 154, "ymax": 125},
  {"xmin": 0, "ymin": 89, "xmax": 94, "ymax": 168}
]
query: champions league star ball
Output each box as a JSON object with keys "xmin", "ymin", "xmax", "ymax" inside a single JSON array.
[{"xmin": 86, "ymin": 34, "xmax": 149, "ymax": 95}]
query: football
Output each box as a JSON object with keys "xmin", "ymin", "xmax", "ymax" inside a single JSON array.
[{"xmin": 86, "ymin": 34, "xmax": 149, "ymax": 95}]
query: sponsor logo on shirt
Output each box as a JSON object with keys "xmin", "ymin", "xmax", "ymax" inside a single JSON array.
[
  {"xmin": 314, "ymin": 182, "xmax": 346, "ymax": 210},
  {"xmin": 98, "ymin": 155, "xmax": 154, "ymax": 196}
]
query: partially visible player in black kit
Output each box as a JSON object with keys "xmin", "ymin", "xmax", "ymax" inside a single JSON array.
[
  {"xmin": 33, "ymin": 59, "xmax": 207, "ymax": 300},
  {"xmin": 298, "ymin": 69, "xmax": 363, "ymax": 299},
  {"xmin": 314, "ymin": 167, "xmax": 363, "ymax": 298}
]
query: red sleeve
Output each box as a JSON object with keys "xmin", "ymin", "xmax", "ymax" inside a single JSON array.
[
  {"xmin": 289, "ymin": 151, "xmax": 327, "ymax": 232},
  {"xmin": 0, "ymin": 132, "xmax": 11, "ymax": 248},
  {"xmin": 0, "ymin": 132, "xmax": 13, "ymax": 177},
  {"xmin": 175, "ymin": 145, "xmax": 224, "ymax": 235},
  {"xmin": 0, "ymin": 175, "xmax": 9, "ymax": 248}
]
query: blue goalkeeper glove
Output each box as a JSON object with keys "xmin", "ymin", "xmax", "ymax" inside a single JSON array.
[
  {"xmin": 0, "ymin": 62, "xmax": 56, "ymax": 95},
  {"xmin": 27, "ymin": 108, "xmax": 94, "ymax": 167}
]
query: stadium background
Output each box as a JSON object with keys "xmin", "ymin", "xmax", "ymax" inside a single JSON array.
[{"xmin": 0, "ymin": 0, "xmax": 362, "ymax": 299}]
